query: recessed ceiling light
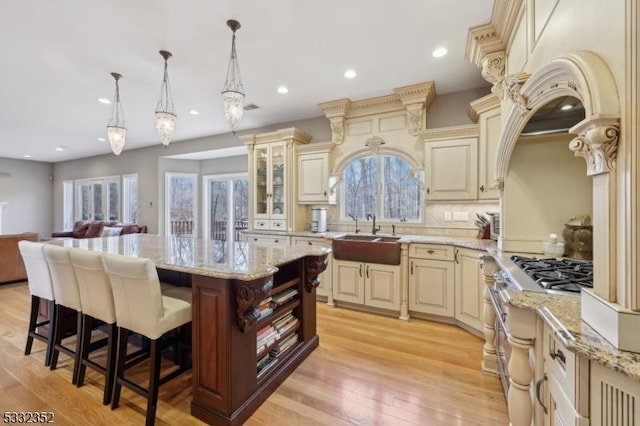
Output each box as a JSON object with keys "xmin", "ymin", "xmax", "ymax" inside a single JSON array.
[
  {"xmin": 432, "ymin": 47, "xmax": 448, "ymax": 58},
  {"xmin": 55, "ymin": 147, "xmax": 64, "ymax": 152},
  {"xmin": 189, "ymin": 109, "xmax": 200, "ymax": 115},
  {"xmin": 344, "ymin": 69, "xmax": 357, "ymax": 79},
  {"xmin": 98, "ymin": 98, "xmax": 111, "ymax": 104},
  {"xmin": 98, "ymin": 137, "xmax": 106, "ymax": 142},
  {"xmin": 277, "ymin": 86, "xmax": 289, "ymax": 94},
  {"xmin": 23, "ymin": 154, "xmax": 32, "ymax": 158},
  {"xmin": 560, "ymin": 104, "xmax": 574, "ymax": 111}
]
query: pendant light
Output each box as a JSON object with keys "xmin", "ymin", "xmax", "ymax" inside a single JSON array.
[
  {"xmin": 156, "ymin": 50, "xmax": 177, "ymax": 147},
  {"xmin": 106, "ymin": 72, "xmax": 126, "ymax": 156},
  {"xmin": 221, "ymin": 19, "xmax": 245, "ymax": 133}
]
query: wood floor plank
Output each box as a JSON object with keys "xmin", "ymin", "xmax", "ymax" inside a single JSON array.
[{"xmin": 0, "ymin": 282, "xmax": 508, "ymax": 425}]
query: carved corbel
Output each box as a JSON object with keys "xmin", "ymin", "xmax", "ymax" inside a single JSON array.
[
  {"xmin": 405, "ymin": 103, "xmax": 425, "ymax": 136},
  {"xmin": 503, "ymin": 72, "xmax": 531, "ymax": 114},
  {"xmin": 319, "ymin": 98, "xmax": 352, "ymax": 145},
  {"xmin": 234, "ymin": 276, "xmax": 273, "ymax": 332},
  {"xmin": 329, "ymin": 117, "xmax": 345, "ymax": 145},
  {"xmin": 305, "ymin": 254, "xmax": 329, "ymax": 292},
  {"xmin": 495, "ymin": 177, "xmax": 504, "ymax": 192},
  {"xmin": 569, "ymin": 123, "xmax": 620, "ymax": 175},
  {"xmin": 481, "ymin": 52, "xmax": 506, "ymax": 98}
]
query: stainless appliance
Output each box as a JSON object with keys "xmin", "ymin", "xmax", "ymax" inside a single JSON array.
[{"xmin": 310, "ymin": 208, "xmax": 327, "ymax": 233}]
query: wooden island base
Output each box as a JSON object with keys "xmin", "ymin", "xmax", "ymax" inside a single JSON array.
[{"xmin": 190, "ymin": 254, "xmax": 328, "ymax": 426}]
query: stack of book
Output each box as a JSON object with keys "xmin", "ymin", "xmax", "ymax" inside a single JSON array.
[
  {"xmin": 271, "ymin": 288, "xmax": 298, "ymax": 307},
  {"xmin": 272, "ymin": 312, "xmax": 299, "ymax": 338},
  {"xmin": 256, "ymin": 324, "xmax": 277, "ymax": 355},
  {"xmin": 270, "ymin": 333, "xmax": 298, "ymax": 357},
  {"xmin": 257, "ymin": 296, "xmax": 273, "ymax": 319},
  {"xmin": 257, "ymin": 352, "xmax": 277, "ymax": 378}
]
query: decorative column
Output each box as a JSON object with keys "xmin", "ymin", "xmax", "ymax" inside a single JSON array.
[
  {"xmin": 0, "ymin": 202, "xmax": 6, "ymax": 234},
  {"xmin": 480, "ymin": 255, "xmax": 498, "ymax": 375},
  {"xmin": 399, "ymin": 243, "xmax": 410, "ymax": 321},
  {"xmin": 508, "ymin": 335, "xmax": 534, "ymax": 426}
]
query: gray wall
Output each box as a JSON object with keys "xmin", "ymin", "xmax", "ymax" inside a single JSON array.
[
  {"xmin": 426, "ymin": 87, "xmax": 491, "ymax": 128},
  {"xmin": 0, "ymin": 157, "xmax": 54, "ymax": 236}
]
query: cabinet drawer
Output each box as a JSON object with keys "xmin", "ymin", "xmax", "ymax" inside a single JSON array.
[
  {"xmin": 254, "ymin": 220, "xmax": 269, "ymax": 230},
  {"xmin": 409, "ymin": 244, "xmax": 454, "ymax": 261},
  {"xmin": 246, "ymin": 234, "xmax": 289, "ymax": 245},
  {"xmin": 270, "ymin": 220, "xmax": 287, "ymax": 231},
  {"xmin": 291, "ymin": 237, "xmax": 330, "ymax": 248}
]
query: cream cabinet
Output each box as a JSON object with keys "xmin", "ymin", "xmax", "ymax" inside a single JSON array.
[
  {"xmin": 243, "ymin": 233, "xmax": 289, "ymax": 245},
  {"xmin": 291, "ymin": 236, "xmax": 333, "ymax": 302},
  {"xmin": 590, "ymin": 362, "xmax": 640, "ymax": 425},
  {"xmin": 332, "ymin": 259, "xmax": 401, "ymax": 311},
  {"xmin": 297, "ymin": 142, "xmax": 336, "ymax": 204},
  {"xmin": 408, "ymin": 243, "xmax": 455, "ymax": 317},
  {"xmin": 241, "ymin": 128, "xmax": 311, "ymax": 232},
  {"xmin": 423, "ymin": 136, "xmax": 478, "ymax": 200},
  {"xmin": 470, "ymin": 94, "xmax": 501, "ymax": 200},
  {"xmin": 454, "ymin": 248, "xmax": 484, "ymax": 332},
  {"xmin": 541, "ymin": 324, "xmax": 590, "ymax": 426}
]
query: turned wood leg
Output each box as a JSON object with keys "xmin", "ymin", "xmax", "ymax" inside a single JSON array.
[
  {"xmin": 508, "ymin": 336, "xmax": 534, "ymax": 426},
  {"xmin": 482, "ymin": 285, "xmax": 497, "ymax": 374},
  {"xmin": 71, "ymin": 311, "xmax": 83, "ymax": 385},
  {"xmin": 24, "ymin": 295, "xmax": 39, "ymax": 356},
  {"xmin": 76, "ymin": 314, "xmax": 93, "ymax": 388}
]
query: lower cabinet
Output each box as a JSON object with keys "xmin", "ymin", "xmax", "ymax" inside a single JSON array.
[
  {"xmin": 291, "ymin": 236, "xmax": 333, "ymax": 300},
  {"xmin": 454, "ymin": 248, "xmax": 484, "ymax": 332},
  {"xmin": 408, "ymin": 258, "xmax": 454, "ymax": 317},
  {"xmin": 333, "ymin": 259, "xmax": 400, "ymax": 311},
  {"xmin": 590, "ymin": 362, "xmax": 640, "ymax": 425}
]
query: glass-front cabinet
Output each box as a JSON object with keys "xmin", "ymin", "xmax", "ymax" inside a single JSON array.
[{"xmin": 241, "ymin": 128, "xmax": 311, "ymax": 232}]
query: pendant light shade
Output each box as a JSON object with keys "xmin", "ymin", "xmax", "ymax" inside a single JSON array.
[
  {"xmin": 156, "ymin": 50, "xmax": 177, "ymax": 147},
  {"xmin": 106, "ymin": 72, "xmax": 126, "ymax": 156},
  {"xmin": 222, "ymin": 19, "xmax": 245, "ymax": 133}
]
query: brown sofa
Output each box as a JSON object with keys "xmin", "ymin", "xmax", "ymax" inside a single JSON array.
[
  {"xmin": 0, "ymin": 232, "xmax": 40, "ymax": 284},
  {"xmin": 51, "ymin": 220, "xmax": 148, "ymax": 239}
]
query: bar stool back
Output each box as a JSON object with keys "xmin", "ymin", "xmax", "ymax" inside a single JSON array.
[
  {"xmin": 43, "ymin": 244, "xmax": 82, "ymax": 384},
  {"xmin": 69, "ymin": 248, "xmax": 118, "ymax": 404},
  {"xmin": 18, "ymin": 240, "xmax": 56, "ymax": 366},
  {"xmin": 102, "ymin": 254, "xmax": 191, "ymax": 426}
]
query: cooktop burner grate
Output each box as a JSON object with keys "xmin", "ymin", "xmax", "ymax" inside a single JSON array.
[{"xmin": 510, "ymin": 255, "xmax": 593, "ymax": 292}]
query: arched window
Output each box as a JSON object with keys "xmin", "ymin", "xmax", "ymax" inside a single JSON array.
[{"xmin": 341, "ymin": 151, "xmax": 423, "ymax": 222}]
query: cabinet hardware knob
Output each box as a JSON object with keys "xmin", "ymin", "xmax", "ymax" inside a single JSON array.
[
  {"xmin": 275, "ymin": 240, "xmax": 279, "ymax": 243},
  {"xmin": 549, "ymin": 349, "xmax": 566, "ymax": 364},
  {"xmin": 426, "ymin": 187, "xmax": 430, "ymax": 194},
  {"xmin": 410, "ymin": 261, "xmax": 414, "ymax": 275},
  {"xmin": 366, "ymin": 265, "xmax": 369, "ymax": 279},
  {"xmin": 480, "ymin": 185, "xmax": 485, "ymax": 192},
  {"xmin": 427, "ymin": 249, "xmax": 435, "ymax": 254},
  {"xmin": 253, "ymin": 238, "xmax": 258, "ymax": 241},
  {"xmin": 308, "ymin": 241, "xmax": 312, "ymax": 246},
  {"xmin": 535, "ymin": 374, "xmax": 548, "ymax": 414},
  {"xmin": 323, "ymin": 191, "xmax": 327, "ymax": 196}
]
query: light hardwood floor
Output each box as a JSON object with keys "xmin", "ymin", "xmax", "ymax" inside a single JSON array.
[{"xmin": 0, "ymin": 282, "xmax": 508, "ymax": 425}]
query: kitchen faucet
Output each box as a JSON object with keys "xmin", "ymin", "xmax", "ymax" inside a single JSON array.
[
  {"xmin": 348, "ymin": 214, "xmax": 361, "ymax": 234},
  {"xmin": 366, "ymin": 214, "xmax": 381, "ymax": 235}
]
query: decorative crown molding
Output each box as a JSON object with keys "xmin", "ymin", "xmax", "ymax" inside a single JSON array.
[
  {"xmin": 481, "ymin": 52, "xmax": 506, "ymax": 96},
  {"xmin": 503, "ymin": 72, "xmax": 531, "ymax": 114},
  {"xmin": 569, "ymin": 118, "xmax": 620, "ymax": 176},
  {"xmin": 240, "ymin": 127, "xmax": 311, "ymax": 147},
  {"xmin": 468, "ymin": 93, "xmax": 501, "ymax": 123},
  {"xmin": 418, "ymin": 124, "xmax": 480, "ymax": 142},
  {"xmin": 320, "ymin": 81, "xmax": 436, "ymax": 143}
]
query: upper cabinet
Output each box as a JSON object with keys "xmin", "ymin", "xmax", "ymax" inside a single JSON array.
[
  {"xmin": 297, "ymin": 142, "xmax": 336, "ymax": 205},
  {"xmin": 470, "ymin": 94, "xmax": 501, "ymax": 200},
  {"xmin": 421, "ymin": 125, "xmax": 479, "ymax": 201},
  {"xmin": 241, "ymin": 128, "xmax": 311, "ymax": 232}
]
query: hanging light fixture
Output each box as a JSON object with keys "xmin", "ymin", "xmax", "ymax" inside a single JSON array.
[
  {"xmin": 156, "ymin": 50, "xmax": 177, "ymax": 147},
  {"xmin": 221, "ymin": 19, "xmax": 245, "ymax": 133},
  {"xmin": 106, "ymin": 72, "xmax": 126, "ymax": 155}
]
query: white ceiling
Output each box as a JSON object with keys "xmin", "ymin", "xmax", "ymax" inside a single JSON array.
[{"xmin": 0, "ymin": 0, "xmax": 493, "ymax": 163}]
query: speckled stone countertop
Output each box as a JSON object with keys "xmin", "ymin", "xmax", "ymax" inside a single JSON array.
[
  {"xmin": 502, "ymin": 284, "xmax": 640, "ymax": 381},
  {"xmin": 243, "ymin": 230, "xmax": 497, "ymax": 251},
  {"xmin": 49, "ymin": 233, "xmax": 330, "ymax": 281}
]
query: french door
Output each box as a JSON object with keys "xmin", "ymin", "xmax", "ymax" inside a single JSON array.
[
  {"xmin": 165, "ymin": 173, "xmax": 198, "ymax": 236},
  {"xmin": 203, "ymin": 173, "xmax": 248, "ymax": 241},
  {"xmin": 76, "ymin": 177, "xmax": 120, "ymax": 222}
]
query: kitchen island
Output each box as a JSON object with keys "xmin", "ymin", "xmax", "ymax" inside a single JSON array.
[{"xmin": 53, "ymin": 233, "xmax": 330, "ymax": 426}]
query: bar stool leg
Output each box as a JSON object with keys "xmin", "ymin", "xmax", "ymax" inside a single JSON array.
[
  {"xmin": 146, "ymin": 339, "xmax": 162, "ymax": 426},
  {"xmin": 111, "ymin": 328, "xmax": 129, "ymax": 410},
  {"xmin": 103, "ymin": 323, "xmax": 118, "ymax": 405},
  {"xmin": 24, "ymin": 295, "xmax": 39, "ymax": 356},
  {"xmin": 71, "ymin": 312, "xmax": 83, "ymax": 385},
  {"xmin": 76, "ymin": 314, "xmax": 93, "ymax": 388}
]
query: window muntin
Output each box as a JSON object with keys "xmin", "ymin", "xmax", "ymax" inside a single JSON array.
[
  {"xmin": 342, "ymin": 153, "xmax": 422, "ymax": 222},
  {"xmin": 122, "ymin": 174, "xmax": 138, "ymax": 223}
]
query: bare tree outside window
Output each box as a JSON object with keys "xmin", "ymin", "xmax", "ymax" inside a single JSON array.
[
  {"xmin": 343, "ymin": 154, "xmax": 422, "ymax": 221},
  {"xmin": 168, "ymin": 174, "xmax": 196, "ymax": 235}
]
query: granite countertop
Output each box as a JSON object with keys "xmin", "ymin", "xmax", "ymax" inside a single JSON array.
[
  {"xmin": 49, "ymin": 233, "xmax": 330, "ymax": 281},
  {"xmin": 243, "ymin": 229, "xmax": 498, "ymax": 251},
  {"xmin": 502, "ymin": 284, "xmax": 640, "ymax": 381}
]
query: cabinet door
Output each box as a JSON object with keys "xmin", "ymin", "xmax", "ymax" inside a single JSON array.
[
  {"xmin": 270, "ymin": 142, "xmax": 287, "ymax": 221},
  {"xmin": 478, "ymin": 106, "xmax": 501, "ymax": 200},
  {"xmin": 298, "ymin": 152, "xmax": 329, "ymax": 203},
  {"xmin": 454, "ymin": 248, "xmax": 483, "ymax": 332},
  {"xmin": 292, "ymin": 237, "xmax": 332, "ymax": 297},
  {"xmin": 424, "ymin": 137, "xmax": 478, "ymax": 200},
  {"xmin": 332, "ymin": 259, "xmax": 364, "ymax": 304},
  {"xmin": 364, "ymin": 263, "xmax": 400, "ymax": 311},
  {"xmin": 253, "ymin": 145, "xmax": 270, "ymax": 219},
  {"xmin": 408, "ymin": 258, "xmax": 454, "ymax": 317},
  {"xmin": 591, "ymin": 362, "xmax": 640, "ymax": 425}
]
